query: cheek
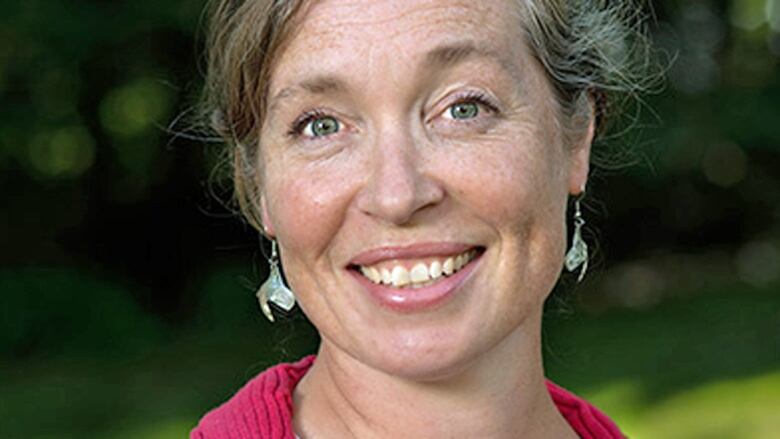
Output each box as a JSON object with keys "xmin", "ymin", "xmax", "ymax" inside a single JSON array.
[
  {"xmin": 264, "ymin": 163, "xmax": 355, "ymax": 265},
  {"xmin": 448, "ymin": 133, "xmax": 567, "ymax": 229}
]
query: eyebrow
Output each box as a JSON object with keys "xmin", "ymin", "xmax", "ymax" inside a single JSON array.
[
  {"xmin": 269, "ymin": 75, "xmax": 348, "ymax": 113},
  {"xmin": 422, "ymin": 41, "xmax": 506, "ymax": 71}
]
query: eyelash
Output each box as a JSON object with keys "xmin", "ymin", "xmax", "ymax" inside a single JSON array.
[
  {"xmin": 446, "ymin": 91, "xmax": 499, "ymax": 117},
  {"xmin": 286, "ymin": 91, "xmax": 500, "ymax": 138}
]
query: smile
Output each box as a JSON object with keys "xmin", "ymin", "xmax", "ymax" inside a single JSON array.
[{"xmin": 356, "ymin": 249, "xmax": 479, "ymax": 288}]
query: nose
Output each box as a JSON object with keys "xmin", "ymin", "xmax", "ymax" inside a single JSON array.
[{"xmin": 356, "ymin": 123, "xmax": 445, "ymax": 225}]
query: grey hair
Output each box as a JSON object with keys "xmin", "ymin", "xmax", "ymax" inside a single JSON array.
[
  {"xmin": 197, "ymin": 0, "xmax": 660, "ymax": 230},
  {"xmin": 517, "ymin": 1, "xmax": 660, "ymax": 156}
]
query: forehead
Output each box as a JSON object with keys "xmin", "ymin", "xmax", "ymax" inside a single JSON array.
[
  {"xmin": 293, "ymin": 0, "xmax": 515, "ymax": 41},
  {"xmin": 270, "ymin": 0, "xmax": 526, "ymax": 89}
]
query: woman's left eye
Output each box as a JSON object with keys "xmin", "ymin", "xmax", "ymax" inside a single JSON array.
[
  {"xmin": 288, "ymin": 110, "xmax": 343, "ymax": 140},
  {"xmin": 440, "ymin": 93, "xmax": 499, "ymax": 123},
  {"xmin": 447, "ymin": 102, "xmax": 480, "ymax": 120}
]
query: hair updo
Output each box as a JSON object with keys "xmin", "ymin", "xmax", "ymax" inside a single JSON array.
[{"xmin": 198, "ymin": 0, "xmax": 658, "ymax": 230}]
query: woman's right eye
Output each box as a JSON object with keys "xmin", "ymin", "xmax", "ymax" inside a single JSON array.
[
  {"xmin": 447, "ymin": 102, "xmax": 480, "ymax": 120},
  {"xmin": 301, "ymin": 115, "xmax": 340, "ymax": 138}
]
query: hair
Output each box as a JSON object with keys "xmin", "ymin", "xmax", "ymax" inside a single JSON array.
[{"xmin": 197, "ymin": 0, "xmax": 660, "ymax": 231}]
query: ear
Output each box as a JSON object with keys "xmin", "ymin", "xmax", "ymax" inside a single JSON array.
[
  {"xmin": 568, "ymin": 97, "xmax": 596, "ymax": 195},
  {"xmin": 259, "ymin": 195, "xmax": 276, "ymax": 237}
]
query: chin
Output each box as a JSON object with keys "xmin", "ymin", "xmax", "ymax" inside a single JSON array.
[
  {"xmin": 373, "ymin": 352, "xmax": 473, "ymax": 383},
  {"xmin": 358, "ymin": 323, "xmax": 495, "ymax": 383}
]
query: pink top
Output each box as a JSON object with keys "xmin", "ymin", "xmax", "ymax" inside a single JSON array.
[{"xmin": 191, "ymin": 355, "xmax": 624, "ymax": 439}]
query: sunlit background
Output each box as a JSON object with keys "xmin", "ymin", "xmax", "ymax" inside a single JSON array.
[{"xmin": 1, "ymin": 0, "xmax": 779, "ymax": 438}]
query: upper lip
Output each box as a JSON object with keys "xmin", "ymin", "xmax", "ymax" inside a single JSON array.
[{"xmin": 348, "ymin": 242, "xmax": 479, "ymax": 267}]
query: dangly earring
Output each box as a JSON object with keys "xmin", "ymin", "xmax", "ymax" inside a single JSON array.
[
  {"xmin": 256, "ymin": 239, "xmax": 296, "ymax": 322},
  {"xmin": 565, "ymin": 193, "xmax": 589, "ymax": 282}
]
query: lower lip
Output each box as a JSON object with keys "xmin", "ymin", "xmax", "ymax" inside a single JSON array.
[{"xmin": 349, "ymin": 253, "xmax": 482, "ymax": 313}]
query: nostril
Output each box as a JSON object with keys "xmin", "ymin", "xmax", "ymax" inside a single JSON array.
[
  {"xmin": 354, "ymin": 138, "xmax": 446, "ymax": 224},
  {"xmin": 357, "ymin": 173, "xmax": 446, "ymax": 225}
]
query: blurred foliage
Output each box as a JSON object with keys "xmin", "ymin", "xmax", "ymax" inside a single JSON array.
[
  {"xmin": 0, "ymin": 267, "xmax": 164, "ymax": 358},
  {"xmin": 1, "ymin": 0, "xmax": 780, "ymax": 437}
]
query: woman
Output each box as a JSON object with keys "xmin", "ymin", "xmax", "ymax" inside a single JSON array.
[{"xmin": 192, "ymin": 0, "xmax": 652, "ymax": 437}]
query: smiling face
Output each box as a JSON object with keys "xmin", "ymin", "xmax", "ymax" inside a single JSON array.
[{"xmin": 258, "ymin": 0, "xmax": 591, "ymax": 380}]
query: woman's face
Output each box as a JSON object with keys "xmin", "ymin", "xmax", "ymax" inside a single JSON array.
[{"xmin": 259, "ymin": 0, "xmax": 591, "ymax": 379}]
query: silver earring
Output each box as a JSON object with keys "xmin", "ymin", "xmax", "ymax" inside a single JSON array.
[
  {"xmin": 565, "ymin": 196, "xmax": 589, "ymax": 282},
  {"xmin": 256, "ymin": 240, "xmax": 296, "ymax": 322}
]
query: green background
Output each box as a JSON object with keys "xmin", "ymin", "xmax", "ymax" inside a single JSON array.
[{"xmin": 1, "ymin": 0, "xmax": 779, "ymax": 438}]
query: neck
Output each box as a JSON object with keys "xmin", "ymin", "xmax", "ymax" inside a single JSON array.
[{"xmin": 293, "ymin": 316, "xmax": 576, "ymax": 439}]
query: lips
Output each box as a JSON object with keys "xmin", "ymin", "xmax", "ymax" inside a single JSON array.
[{"xmin": 347, "ymin": 243, "xmax": 484, "ymax": 311}]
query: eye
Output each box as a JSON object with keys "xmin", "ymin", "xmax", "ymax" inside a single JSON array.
[
  {"xmin": 438, "ymin": 92, "xmax": 498, "ymax": 123},
  {"xmin": 427, "ymin": 91, "xmax": 501, "ymax": 136},
  {"xmin": 447, "ymin": 102, "xmax": 479, "ymax": 120},
  {"xmin": 289, "ymin": 110, "xmax": 343, "ymax": 139}
]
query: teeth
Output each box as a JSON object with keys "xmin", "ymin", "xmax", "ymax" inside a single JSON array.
[
  {"xmin": 429, "ymin": 260, "xmax": 442, "ymax": 280},
  {"xmin": 409, "ymin": 263, "xmax": 430, "ymax": 283},
  {"xmin": 360, "ymin": 266, "xmax": 381, "ymax": 283},
  {"xmin": 358, "ymin": 249, "xmax": 479, "ymax": 288},
  {"xmin": 391, "ymin": 265, "xmax": 410, "ymax": 287},
  {"xmin": 381, "ymin": 268, "xmax": 392, "ymax": 285},
  {"xmin": 442, "ymin": 257, "xmax": 454, "ymax": 275},
  {"xmin": 368, "ymin": 267, "xmax": 381, "ymax": 283}
]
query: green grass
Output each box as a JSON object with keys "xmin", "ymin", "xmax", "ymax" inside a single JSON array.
[
  {"xmin": 544, "ymin": 283, "xmax": 780, "ymax": 438},
  {"xmin": 628, "ymin": 371, "xmax": 780, "ymax": 438},
  {"xmin": 1, "ymin": 275, "xmax": 778, "ymax": 439}
]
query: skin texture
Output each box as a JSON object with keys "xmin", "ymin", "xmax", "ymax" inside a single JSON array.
[{"xmin": 257, "ymin": 0, "xmax": 593, "ymax": 437}]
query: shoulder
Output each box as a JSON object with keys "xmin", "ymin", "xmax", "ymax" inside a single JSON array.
[
  {"xmin": 545, "ymin": 380, "xmax": 625, "ymax": 439},
  {"xmin": 190, "ymin": 355, "xmax": 315, "ymax": 439}
]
